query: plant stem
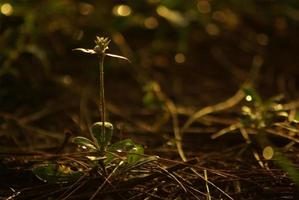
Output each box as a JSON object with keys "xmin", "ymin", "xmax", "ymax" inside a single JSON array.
[
  {"xmin": 99, "ymin": 54, "xmax": 106, "ymax": 141},
  {"xmin": 99, "ymin": 54, "xmax": 108, "ymax": 175}
]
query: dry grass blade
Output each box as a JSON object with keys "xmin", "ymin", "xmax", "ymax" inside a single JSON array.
[
  {"xmin": 157, "ymin": 165, "xmax": 187, "ymax": 193},
  {"xmin": 59, "ymin": 174, "xmax": 88, "ymax": 200},
  {"xmin": 191, "ymin": 168, "xmax": 234, "ymax": 200},
  {"xmin": 152, "ymin": 83, "xmax": 187, "ymax": 161},
  {"xmin": 204, "ymin": 170, "xmax": 211, "ymax": 200},
  {"xmin": 282, "ymin": 99, "xmax": 299, "ymax": 110},
  {"xmin": 252, "ymin": 148, "xmax": 268, "ymax": 169},
  {"xmin": 266, "ymin": 128, "xmax": 299, "ymax": 144},
  {"xmin": 211, "ymin": 122, "xmax": 242, "ymax": 139},
  {"xmin": 239, "ymin": 127, "xmax": 251, "ymax": 144},
  {"xmin": 181, "ymin": 89, "xmax": 245, "ymax": 135},
  {"xmin": 89, "ymin": 161, "xmax": 124, "ymax": 200}
]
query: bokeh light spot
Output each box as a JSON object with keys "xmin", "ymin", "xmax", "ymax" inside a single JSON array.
[
  {"xmin": 263, "ymin": 146, "xmax": 274, "ymax": 160},
  {"xmin": 1, "ymin": 3, "xmax": 13, "ymax": 16},
  {"xmin": 174, "ymin": 53, "xmax": 186, "ymax": 63},
  {"xmin": 275, "ymin": 17, "xmax": 287, "ymax": 31},
  {"xmin": 252, "ymin": 55, "xmax": 264, "ymax": 68},
  {"xmin": 156, "ymin": 5, "xmax": 188, "ymax": 27},
  {"xmin": 113, "ymin": 4, "xmax": 132, "ymax": 17},
  {"xmin": 206, "ymin": 23, "xmax": 220, "ymax": 36},
  {"xmin": 197, "ymin": 0, "xmax": 211, "ymax": 14},
  {"xmin": 257, "ymin": 33, "xmax": 269, "ymax": 46},
  {"xmin": 245, "ymin": 95, "xmax": 252, "ymax": 102},
  {"xmin": 144, "ymin": 17, "xmax": 159, "ymax": 29},
  {"xmin": 78, "ymin": 3, "xmax": 94, "ymax": 16}
]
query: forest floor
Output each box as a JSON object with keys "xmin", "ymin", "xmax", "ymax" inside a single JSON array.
[{"xmin": 1, "ymin": 44, "xmax": 299, "ymax": 200}]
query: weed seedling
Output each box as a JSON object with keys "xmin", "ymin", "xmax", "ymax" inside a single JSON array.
[
  {"xmin": 33, "ymin": 36, "xmax": 157, "ymax": 184},
  {"xmin": 74, "ymin": 36, "xmax": 129, "ymax": 143}
]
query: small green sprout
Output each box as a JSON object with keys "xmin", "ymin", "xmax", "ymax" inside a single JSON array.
[
  {"xmin": 241, "ymin": 87, "xmax": 286, "ymax": 129},
  {"xmin": 73, "ymin": 36, "xmax": 129, "ymax": 138},
  {"xmin": 32, "ymin": 36, "xmax": 155, "ymax": 184}
]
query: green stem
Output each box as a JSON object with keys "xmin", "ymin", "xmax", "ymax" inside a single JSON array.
[
  {"xmin": 99, "ymin": 54, "xmax": 107, "ymax": 175},
  {"xmin": 99, "ymin": 54, "xmax": 106, "ymax": 147}
]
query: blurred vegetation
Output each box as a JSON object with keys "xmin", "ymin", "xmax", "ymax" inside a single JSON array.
[{"xmin": 0, "ymin": 0, "xmax": 299, "ymax": 111}]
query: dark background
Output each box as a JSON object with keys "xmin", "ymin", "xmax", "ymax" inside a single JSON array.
[{"xmin": 1, "ymin": 0, "xmax": 298, "ymax": 112}]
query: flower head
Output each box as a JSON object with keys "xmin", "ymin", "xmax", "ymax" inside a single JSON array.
[
  {"xmin": 73, "ymin": 35, "xmax": 130, "ymax": 62},
  {"xmin": 94, "ymin": 37, "xmax": 110, "ymax": 54}
]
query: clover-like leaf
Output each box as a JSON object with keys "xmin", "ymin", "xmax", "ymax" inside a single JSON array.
[
  {"xmin": 33, "ymin": 163, "xmax": 83, "ymax": 183},
  {"xmin": 106, "ymin": 139, "xmax": 144, "ymax": 165},
  {"xmin": 73, "ymin": 136, "xmax": 97, "ymax": 151},
  {"xmin": 91, "ymin": 122, "xmax": 113, "ymax": 152},
  {"xmin": 127, "ymin": 144, "xmax": 144, "ymax": 164}
]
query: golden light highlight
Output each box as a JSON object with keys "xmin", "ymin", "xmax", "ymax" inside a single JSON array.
[
  {"xmin": 256, "ymin": 33, "xmax": 269, "ymax": 46},
  {"xmin": 206, "ymin": 23, "xmax": 220, "ymax": 36},
  {"xmin": 156, "ymin": 5, "xmax": 188, "ymax": 27},
  {"xmin": 245, "ymin": 95, "xmax": 252, "ymax": 102},
  {"xmin": 113, "ymin": 4, "xmax": 132, "ymax": 17},
  {"xmin": 263, "ymin": 146, "xmax": 274, "ymax": 160},
  {"xmin": 144, "ymin": 17, "xmax": 159, "ymax": 29},
  {"xmin": 197, "ymin": 0, "xmax": 211, "ymax": 14},
  {"xmin": 1, "ymin": 3, "xmax": 13, "ymax": 16},
  {"xmin": 174, "ymin": 53, "xmax": 186, "ymax": 63},
  {"xmin": 78, "ymin": 3, "xmax": 94, "ymax": 16}
]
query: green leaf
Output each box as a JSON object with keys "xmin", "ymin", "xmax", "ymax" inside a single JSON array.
[
  {"xmin": 108, "ymin": 139, "xmax": 135, "ymax": 152},
  {"xmin": 106, "ymin": 139, "xmax": 144, "ymax": 165},
  {"xmin": 33, "ymin": 163, "xmax": 83, "ymax": 183},
  {"xmin": 143, "ymin": 92, "xmax": 155, "ymax": 106},
  {"xmin": 127, "ymin": 144, "xmax": 144, "ymax": 164},
  {"xmin": 91, "ymin": 122, "xmax": 113, "ymax": 151},
  {"xmin": 72, "ymin": 136, "xmax": 97, "ymax": 151}
]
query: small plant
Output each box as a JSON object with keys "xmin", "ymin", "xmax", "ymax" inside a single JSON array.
[
  {"xmin": 210, "ymin": 86, "xmax": 299, "ymax": 175},
  {"xmin": 212, "ymin": 86, "xmax": 299, "ymax": 140},
  {"xmin": 33, "ymin": 36, "xmax": 156, "ymax": 184},
  {"xmin": 74, "ymin": 36, "xmax": 129, "ymax": 137}
]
